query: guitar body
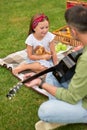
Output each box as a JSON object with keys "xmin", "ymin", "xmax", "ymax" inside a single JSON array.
[
  {"xmin": 53, "ymin": 48, "xmax": 83, "ymax": 83},
  {"xmin": 53, "ymin": 56, "xmax": 76, "ymax": 83}
]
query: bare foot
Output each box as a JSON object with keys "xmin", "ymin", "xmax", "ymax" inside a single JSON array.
[
  {"xmin": 12, "ymin": 63, "xmax": 28, "ymax": 75},
  {"xmin": 12, "ymin": 67, "xmax": 21, "ymax": 75}
]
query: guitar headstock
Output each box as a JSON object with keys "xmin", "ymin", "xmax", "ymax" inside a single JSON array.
[{"xmin": 6, "ymin": 82, "xmax": 23, "ymax": 99}]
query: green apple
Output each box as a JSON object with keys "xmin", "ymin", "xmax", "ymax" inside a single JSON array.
[
  {"xmin": 58, "ymin": 42, "xmax": 62, "ymax": 45},
  {"xmin": 55, "ymin": 42, "xmax": 67, "ymax": 53},
  {"xmin": 61, "ymin": 44, "xmax": 67, "ymax": 50},
  {"xmin": 55, "ymin": 45, "xmax": 60, "ymax": 52}
]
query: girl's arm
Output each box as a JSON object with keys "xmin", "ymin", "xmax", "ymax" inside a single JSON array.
[
  {"xmin": 49, "ymin": 39, "xmax": 58, "ymax": 65},
  {"xmin": 27, "ymin": 45, "xmax": 51, "ymax": 60}
]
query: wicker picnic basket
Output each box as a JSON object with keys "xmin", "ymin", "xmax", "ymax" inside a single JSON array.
[
  {"xmin": 66, "ymin": 0, "xmax": 87, "ymax": 9},
  {"xmin": 53, "ymin": 26, "xmax": 83, "ymax": 47},
  {"xmin": 53, "ymin": 0, "xmax": 87, "ymax": 47}
]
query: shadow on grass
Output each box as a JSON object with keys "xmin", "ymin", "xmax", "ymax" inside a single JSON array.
[{"xmin": 54, "ymin": 123, "xmax": 87, "ymax": 130}]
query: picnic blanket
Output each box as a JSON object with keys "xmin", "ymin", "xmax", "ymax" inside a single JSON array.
[
  {"xmin": 0, "ymin": 47, "xmax": 72, "ymax": 97},
  {"xmin": 0, "ymin": 49, "xmax": 50, "ymax": 96}
]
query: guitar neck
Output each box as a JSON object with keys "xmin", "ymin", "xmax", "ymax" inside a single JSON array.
[{"xmin": 22, "ymin": 65, "xmax": 56, "ymax": 84}]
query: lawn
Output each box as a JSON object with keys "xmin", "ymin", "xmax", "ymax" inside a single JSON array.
[{"xmin": 0, "ymin": 0, "xmax": 87, "ymax": 130}]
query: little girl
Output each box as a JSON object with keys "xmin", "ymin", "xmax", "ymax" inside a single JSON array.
[{"xmin": 12, "ymin": 13, "xmax": 58, "ymax": 75}]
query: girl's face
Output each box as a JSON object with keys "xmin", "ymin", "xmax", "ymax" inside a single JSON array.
[{"xmin": 34, "ymin": 20, "xmax": 49, "ymax": 38}]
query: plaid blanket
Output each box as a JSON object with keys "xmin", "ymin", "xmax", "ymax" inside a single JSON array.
[
  {"xmin": 0, "ymin": 47, "xmax": 72, "ymax": 97},
  {"xmin": 0, "ymin": 49, "xmax": 49, "ymax": 96}
]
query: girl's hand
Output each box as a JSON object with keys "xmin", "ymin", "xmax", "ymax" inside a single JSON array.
[
  {"xmin": 42, "ymin": 54, "xmax": 52, "ymax": 60},
  {"xmin": 24, "ymin": 72, "xmax": 41, "ymax": 87},
  {"xmin": 52, "ymin": 53, "xmax": 58, "ymax": 65}
]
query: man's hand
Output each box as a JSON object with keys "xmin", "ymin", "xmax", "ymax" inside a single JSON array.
[{"xmin": 24, "ymin": 72, "xmax": 41, "ymax": 87}]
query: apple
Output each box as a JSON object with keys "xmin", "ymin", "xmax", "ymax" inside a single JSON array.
[
  {"xmin": 55, "ymin": 42, "xmax": 67, "ymax": 53},
  {"xmin": 58, "ymin": 42, "xmax": 62, "ymax": 46},
  {"xmin": 55, "ymin": 45, "xmax": 60, "ymax": 52},
  {"xmin": 61, "ymin": 44, "xmax": 67, "ymax": 50}
]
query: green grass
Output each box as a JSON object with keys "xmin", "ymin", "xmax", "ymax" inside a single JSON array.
[{"xmin": 0, "ymin": 0, "xmax": 87, "ymax": 130}]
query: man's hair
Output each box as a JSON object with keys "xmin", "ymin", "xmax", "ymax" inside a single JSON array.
[{"xmin": 65, "ymin": 5, "xmax": 87, "ymax": 32}]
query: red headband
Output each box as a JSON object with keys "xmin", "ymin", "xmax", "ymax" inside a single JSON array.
[{"xmin": 32, "ymin": 15, "xmax": 47, "ymax": 29}]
